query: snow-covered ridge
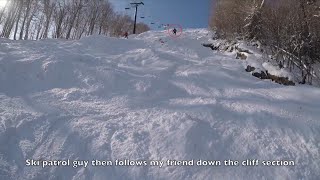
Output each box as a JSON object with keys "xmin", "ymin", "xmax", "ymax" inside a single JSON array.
[{"xmin": 0, "ymin": 29, "xmax": 319, "ymax": 180}]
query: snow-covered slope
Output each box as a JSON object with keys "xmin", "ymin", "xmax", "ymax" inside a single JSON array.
[{"xmin": 0, "ymin": 29, "xmax": 319, "ymax": 180}]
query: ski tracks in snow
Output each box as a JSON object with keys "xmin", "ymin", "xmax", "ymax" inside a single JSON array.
[{"xmin": 0, "ymin": 29, "xmax": 319, "ymax": 179}]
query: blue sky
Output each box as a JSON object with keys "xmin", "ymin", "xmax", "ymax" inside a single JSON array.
[{"xmin": 109, "ymin": 0, "xmax": 212, "ymax": 30}]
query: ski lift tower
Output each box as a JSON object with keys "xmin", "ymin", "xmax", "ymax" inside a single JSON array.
[{"xmin": 130, "ymin": 2, "xmax": 144, "ymax": 34}]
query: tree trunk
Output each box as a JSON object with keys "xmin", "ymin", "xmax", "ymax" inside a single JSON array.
[
  {"xmin": 19, "ymin": 0, "xmax": 32, "ymax": 40},
  {"xmin": 13, "ymin": 2, "xmax": 23, "ymax": 40}
]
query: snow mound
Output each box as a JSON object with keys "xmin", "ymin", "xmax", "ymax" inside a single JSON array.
[{"xmin": 0, "ymin": 29, "xmax": 319, "ymax": 180}]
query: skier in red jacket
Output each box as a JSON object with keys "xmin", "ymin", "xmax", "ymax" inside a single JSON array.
[{"xmin": 124, "ymin": 32, "xmax": 129, "ymax": 39}]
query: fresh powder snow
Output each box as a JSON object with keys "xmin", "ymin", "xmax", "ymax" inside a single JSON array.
[{"xmin": 0, "ymin": 29, "xmax": 319, "ymax": 180}]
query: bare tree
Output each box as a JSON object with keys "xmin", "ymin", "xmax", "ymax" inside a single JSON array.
[
  {"xmin": 0, "ymin": 0, "xmax": 150, "ymax": 40},
  {"xmin": 24, "ymin": 0, "xmax": 39, "ymax": 40},
  {"xmin": 1, "ymin": 1, "xmax": 17, "ymax": 38},
  {"xmin": 13, "ymin": 0, "xmax": 23, "ymax": 40},
  {"xmin": 65, "ymin": 0, "xmax": 84, "ymax": 39},
  {"xmin": 42, "ymin": 0, "xmax": 55, "ymax": 39},
  {"xmin": 244, "ymin": 0, "xmax": 265, "ymax": 40},
  {"xmin": 36, "ymin": 15, "xmax": 45, "ymax": 40},
  {"xmin": 53, "ymin": 1, "xmax": 67, "ymax": 38},
  {"xmin": 136, "ymin": 22, "xmax": 150, "ymax": 34},
  {"xmin": 87, "ymin": 0, "xmax": 100, "ymax": 35},
  {"xmin": 98, "ymin": 1, "xmax": 113, "ymax": 35}
]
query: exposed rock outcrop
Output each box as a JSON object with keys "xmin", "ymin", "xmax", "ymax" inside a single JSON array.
[
  {"xmin": 249, "ymin": 68, "xmax": 295, "ymax": 86},
  {"xmin": 245, "ymin": 65, "xmax": 256, "ymax": 72},
  {"xmin": 202, "ymin": 43, "xmax": 219, "ymax": 50}
]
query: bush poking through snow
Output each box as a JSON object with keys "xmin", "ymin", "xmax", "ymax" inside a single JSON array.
[{"xmin": 236, "ymin": 52, "xmax": 247, "ymax": 60}]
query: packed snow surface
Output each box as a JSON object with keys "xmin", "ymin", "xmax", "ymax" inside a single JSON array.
[{"xmin": 0, "ymin": 29, "xmax": 319, "ymax": 180}]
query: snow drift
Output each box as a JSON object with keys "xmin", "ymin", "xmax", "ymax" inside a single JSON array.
[{"xmin": 0, "ymin": 29, "xmax": 319, "ymax": 180}]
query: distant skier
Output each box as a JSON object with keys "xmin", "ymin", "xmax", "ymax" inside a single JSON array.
[
  {"xmin": 159, "ymin": 38, "xmax": 165, "ymax": 44},
  {"xmin": 172, "ymin": 28, "xmax": 177, "ymax": 35},
  {"xmin": 124, "ymin": 32, "xmax": 129, "ymax": 39}
]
